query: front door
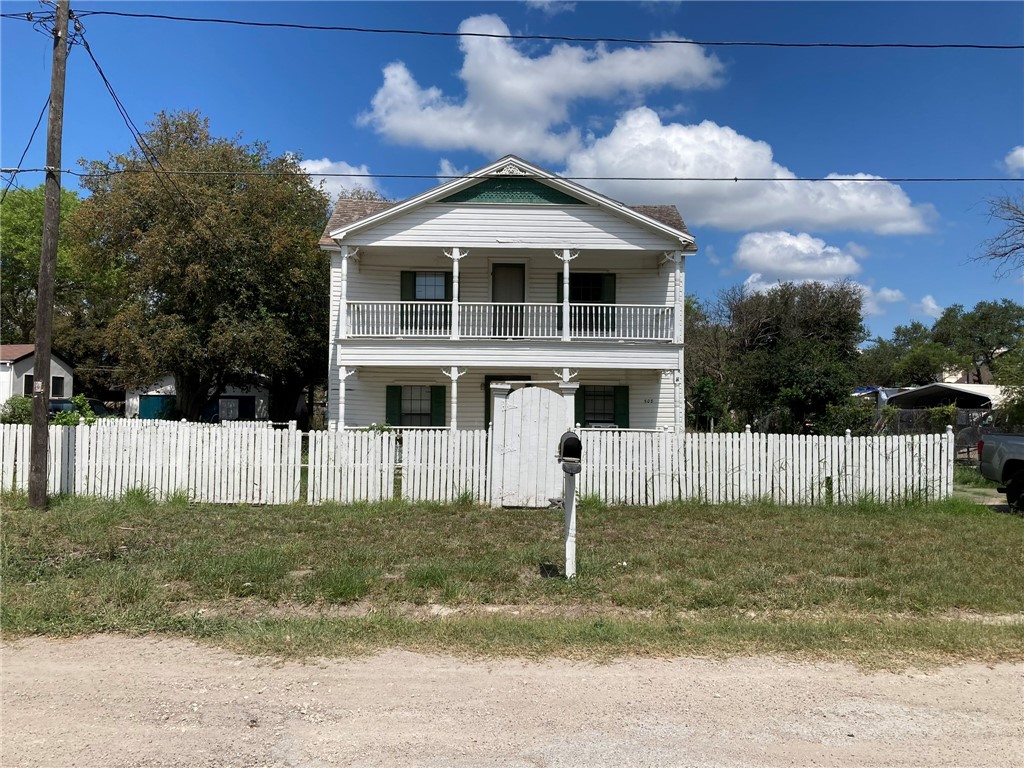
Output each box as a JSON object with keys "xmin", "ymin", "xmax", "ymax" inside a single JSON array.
[{"xmin": 491, "ymin": 263, "xmax": 525, "ymax": 336}]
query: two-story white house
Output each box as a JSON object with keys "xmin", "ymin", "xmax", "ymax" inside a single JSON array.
[{"xmin": 320, "ymin": 156, "xmax": 697, "ymax": 432}]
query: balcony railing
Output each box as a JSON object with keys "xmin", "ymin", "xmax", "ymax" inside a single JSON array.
[{"xmin": 346, "ymin": 302, "xmax": 675, "ymax": 341}]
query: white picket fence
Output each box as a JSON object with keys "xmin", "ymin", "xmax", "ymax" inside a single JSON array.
[
  {"xmin": 306, "ymin": 429, "xmax": 397, "ymax": 504},
  {"xmin": 578, "ymin": 428, "xmax": 955, "ymax": 506},
  {"xmin": 402, "ymin": 428, "xmax": 489, "ymax": 503},
  {"xmin": 1, "ymin": 421, "xmax": 302, "ymax": 503},
  {"xmin": 1, "ymin": 423, "xmax": 954, "ymax": 507}
]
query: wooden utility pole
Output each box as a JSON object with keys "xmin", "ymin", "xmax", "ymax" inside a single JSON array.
[{"xmin": 28, "ymin": 0, "xmax": 71, "ymax": 509}]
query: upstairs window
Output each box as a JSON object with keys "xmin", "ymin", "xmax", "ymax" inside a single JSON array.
[
  {"xmin": 401, "ymin": 271, "xmax": 453, "ymax": 302},
  {"xmin": 556, "ymin": 273, "xmax": 617, "ymax": 335}
]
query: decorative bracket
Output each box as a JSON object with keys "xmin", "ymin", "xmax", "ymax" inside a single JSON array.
[
  {"xmin": 496, "ymin": 162, "xmax": 527, "ymax": 176},
  {"xmin": 554, "ymin": 369, "xmax": 579, "ymax": 381},
  {"xmin": 339, "ymin": 367, "xmax": 358, "ymax": 381},
  {"xmin": 443, "ymin": 248, "xmax": 467, "ymax": 262},
  {"xmin": 442, "ymin": 367, "xmax": 467, "ymax": 381},
  {"xmin": 554, "ymin": 249, "xmax": 580, "ymax": 263}
]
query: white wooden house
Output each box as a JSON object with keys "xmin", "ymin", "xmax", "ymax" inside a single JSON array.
[
  {"xmin": 0, "ymin": 344, "xmax": 74, "ymax": 404},
  {"xmin": 320, "ymin": 156, "xmax": 698, "ymax": 431}
]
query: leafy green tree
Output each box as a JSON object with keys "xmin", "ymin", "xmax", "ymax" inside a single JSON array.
[
  {"xmin": 992, "ymin": 346, "xmax": 1024, "ymax": 426},
  {"xmin": 931, "ymin": 299, "xmax": 1024, "ymax": 383},
  {"xmin": 0, "ymin": 185, "xmax": 80, "ymax": 344},
  {"xmin": 70, "ymin": 110, "xmax": 330, "ymax": 420},
  {"xmin": 858, "ymin": 320, "xmax": 967, "ymax": 387},
  {"xmin": 723, "ymin": 281, "xmax": 866, "ymax": 430}
]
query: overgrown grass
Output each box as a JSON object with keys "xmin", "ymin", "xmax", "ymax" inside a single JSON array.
[
  {"xmin": 954, "ymin": 463, "xmax": 1001, "ymax": 489},
  {"xmin": 2, "ymin": 491, "xmax": 1022, "ymax": 664}
]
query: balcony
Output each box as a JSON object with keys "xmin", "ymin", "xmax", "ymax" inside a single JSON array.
[{"xmin": 345, "ymin": 302, "xmax": 676, "ymax": 341}]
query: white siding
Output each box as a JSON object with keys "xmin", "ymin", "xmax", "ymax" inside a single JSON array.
[
  {"xmin": 344, "ymin": 204, "xmax": 684, "ymax": 251},
  {"xmin": 338, "ymin": 367, "xmax": 674, "ymax": 430}
]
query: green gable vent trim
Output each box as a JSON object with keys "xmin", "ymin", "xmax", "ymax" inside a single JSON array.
[{"xmin": 440, "ymin": 178, "xmax": 586, "ymax": 205}]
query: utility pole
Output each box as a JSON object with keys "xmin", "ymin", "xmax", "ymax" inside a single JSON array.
[{"xmin": 28, "ymin": 0, "xmax": 71, "ymax": 509}]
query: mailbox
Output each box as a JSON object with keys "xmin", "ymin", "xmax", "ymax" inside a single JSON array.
[{"xmin": 557, "ymin": 431, "xmax": 582, "ymax": 475}]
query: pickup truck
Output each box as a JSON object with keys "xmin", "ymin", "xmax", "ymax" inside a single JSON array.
[{"xmin": 979, "ymin": 433, "xmax": 1024, "ymax": 511}]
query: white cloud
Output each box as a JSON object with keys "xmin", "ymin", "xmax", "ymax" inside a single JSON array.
[
  {"xmin": 914, "ymin": 294, "xmax": 943, "ymax": 319},
  {"xmin": 858, "ymin": 285, "xmax": 906, "ymax": 317},
  {"xmin": 564, "ymin": 108, "xmax": 935, "ymax": 234},
  {"xmin": 526, "ymin": 0, "xmax": 576, "ymax": 16},
  {"xmin": 733, "ymin": 231, "xmax": 908, "ymax": 317},
  {"xmin": 299, "ymin": 158, "xmax": 381, "ymax": 203},
  {"xmin": 1003, "ymin": 145, "xmax": 1024, "ymax": 177},
  {"xmin": 437, "ymin": 158, "xmax": 469, "ymax": 182},
  {"xmin": 358, "ymin": 14, "xmax": 724, "ymax": 162},
  {"xmin": 734, "ymin": 231, "xmax": 861, "ymax": 281}
]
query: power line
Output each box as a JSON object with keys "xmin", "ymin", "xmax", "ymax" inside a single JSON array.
[
  {"xmin": 4, "ymin": 166, "xmax": 1021, "ymax": 184},
  {"xmin": 4, "ymin": 9, "xmax": 1022, "ymax": 50},
  {"xmin": 0, "ymin": 96, "xmax": 50, "ymax": 201}
]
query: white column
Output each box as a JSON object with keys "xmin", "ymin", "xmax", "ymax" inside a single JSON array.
[
  {"xmin": 556, "ymin": 249, "xmax": 578, "ymax": 341},
  {"xmin": 564, "ymin": 472, "xmax": 577, "ymax": 579},
  {"xmin": 559, "ymin": 380, "xmax": 579, "ymax": 431},
  {"xmin": 668, "ymin": 251, "xmax": 686, "ymax": 433},
  {"xmin": 337, "ymin": 367, "xmax": 355, "ymax": 430},
  {"xmin": 445, "ymin": 247, "xmax": 465, "ymax": 340},
  {"xmin": 339, "ymin": 246, "xmax": 351, "ymax": 340},
  {"xmin": 443, "ymin": 366, "xmax": 466, "ymax": 432}
]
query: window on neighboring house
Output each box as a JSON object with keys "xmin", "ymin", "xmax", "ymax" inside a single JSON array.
[
  {"xmin": 400, "ymin": 271, "xmax": 453, "ymax": 334},
  {"xmin": 23, "ymin": 375, "xmax": 34, "ymax": 396},
  {"xmin": 574, "ymin": 385, "xmax": 629, "ymax": 428},
  {"xmin": 385, "ymin": 385, "xmax": 446, "ymax": 427},
  {"xmin": 556, "ymin": 273, "xmax": 616, "ymax": 336},
  {"xmin": 51, "ymin": 376, "xmax": 65, "ymax": 398}
]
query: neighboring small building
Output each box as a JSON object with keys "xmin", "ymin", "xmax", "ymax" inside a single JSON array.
[
  {"xmin": 125, "ymin": 375, "xmax": 270, "ymax": 421},
  {"xmin": 0, "ymin": 344, "xmax": 74, "ymax": 404}
]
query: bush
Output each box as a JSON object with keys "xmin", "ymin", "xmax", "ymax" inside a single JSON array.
[
  {"xmin": 51, "ymin": 395, "xmax": 97, "ymax": 426},
  {"xmin": 815, "ymin": 397, "xmax": 876, "ymax": 436},
  {"xmin": 0, "ymin": 395, "xmax": 33, "ymax": 424}
]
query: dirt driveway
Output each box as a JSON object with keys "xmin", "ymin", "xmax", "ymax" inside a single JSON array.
[{"xmin": 2, "ymin": 636, "xmax": 1021, "ymax": 768}]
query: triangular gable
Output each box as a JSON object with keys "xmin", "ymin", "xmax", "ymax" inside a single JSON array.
[
  {"xmin": 325, "ymin": 155, "xmax": 696, "ymax": 251},
  {"xmin": 440, "ymin": 177, "xmax": 585, "ymax": 205}
]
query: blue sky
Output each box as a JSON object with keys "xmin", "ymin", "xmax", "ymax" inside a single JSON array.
[{"xmin": 3, "ymin": 1, "xmax": 1022, "ymax": 340}]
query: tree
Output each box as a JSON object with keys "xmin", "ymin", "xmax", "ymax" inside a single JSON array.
[
  {"xmin": 70, "ymin": 110, "xmax": 331, "ymax": 420},
  {"xmin": 931, "ymin": 300, "xmax": 1024, "ymax": 383},
  {"xmin": 722, "ymin": 281, "xmax": 866, "ymax": 431},
  {"xmin": 0, "ymin": 185, "xmax": 80, "ymax": 344},
  {"xmin": 977, "ymin": 194, "xmax": 1024, "ymax": 278}
]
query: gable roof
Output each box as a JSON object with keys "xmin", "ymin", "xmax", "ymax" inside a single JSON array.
[
  {"xmin": 0, "ymin": 344, "xmax": 73, "ymax": 367},
  {"xmin": 0, "ymin": 344, "xmax": 37, "ymax": 363},
  {"xmin": 886, "ymin": 382, "xmax": 1004, "ymax": 409},
  {"xmin": 319, "ymin": 155, "xmax": 696, "ymax": 252}
]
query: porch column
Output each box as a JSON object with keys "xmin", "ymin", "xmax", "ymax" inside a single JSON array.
[
  {"xmin": 338, "ymin": 246, "xmax": 357, "ymax": 340},
  {"xmin": 336, "ymin": 367, "xmax": 356, "ymax": 430},
  {"xmin": 442, "ymin": 366, "xmax": 466, "ymax": 432},
  {"xmin": 667, "ymin": 250, "xmax": 686, "ymax": 433},
  {"xmin": 559, "ymin": 370, "xmax": 579, "ymax": 431},
  {"xmin": 445, "ymin": 247, "xmax": 466, "ymax": 340},
  {"xmin": 556, "ymin": 249, "xmax": 579, "ymax": 341}
]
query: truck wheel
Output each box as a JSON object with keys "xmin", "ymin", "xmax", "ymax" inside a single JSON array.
[{"xmin": 1007, "ymin": 469, "xmax": 1024, "ymax": 512}]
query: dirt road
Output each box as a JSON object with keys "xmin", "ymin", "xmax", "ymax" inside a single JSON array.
[{"xmin": 2, "ymin": 636, "xmax": 1021, "ymax": 767}]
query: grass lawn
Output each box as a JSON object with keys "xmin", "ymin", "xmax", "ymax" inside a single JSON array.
[{"xmin": 2, "ymin": 491, "xmax": 1022, "ymax": 666}]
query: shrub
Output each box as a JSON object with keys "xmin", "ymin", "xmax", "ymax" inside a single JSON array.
[
  {"xmin": 0, "ymin": 395, "xmax": 33, "ymax": 424},
  {"xmin": 51, "ymin": 395, "xmax": 97, "ymax": 426}
]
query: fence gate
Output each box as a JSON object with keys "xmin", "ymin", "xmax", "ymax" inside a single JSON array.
[{"xmin": 489, "ymin": 385, "xmax": 568, "ymax": 507}]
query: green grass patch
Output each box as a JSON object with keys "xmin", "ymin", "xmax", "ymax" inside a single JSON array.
[
  {"xmin": 954, "ymin": 463, "xmax": 1001, "ymax": 489},
  {"xmin": 2, "ymin": 492, "xmax": 1023, "ymax": 664}
]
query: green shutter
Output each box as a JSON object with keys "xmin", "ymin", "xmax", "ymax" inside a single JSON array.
[
  {"xmin": 613, "ymin": 386, "xmax": 629, "ymax": 428},
  {"xmin": 555, "ymin": 275, "xmax": 564, "ymax": 304},
  {"xmin": 400, "ymin": 271, "xmax": 416, "ymax": 301},
  {"xmin": 430, "ymin": 386, "xmax": 446, "ymax": 427},
  {"xmin": 386, "ymin": 386, "xmax": 402, "ymax": 426},
  {"xmin": 444, "ymin": 272, "xmax": 454, "ymax": 301},
  {"xmin": 575, "ymin": 385, "xmax": 586, "ymax": 428}
]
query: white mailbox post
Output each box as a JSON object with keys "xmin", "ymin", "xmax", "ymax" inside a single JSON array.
[{"xmin": 557, "ymin": 431, "xmax": 582, "ymax": 579}]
